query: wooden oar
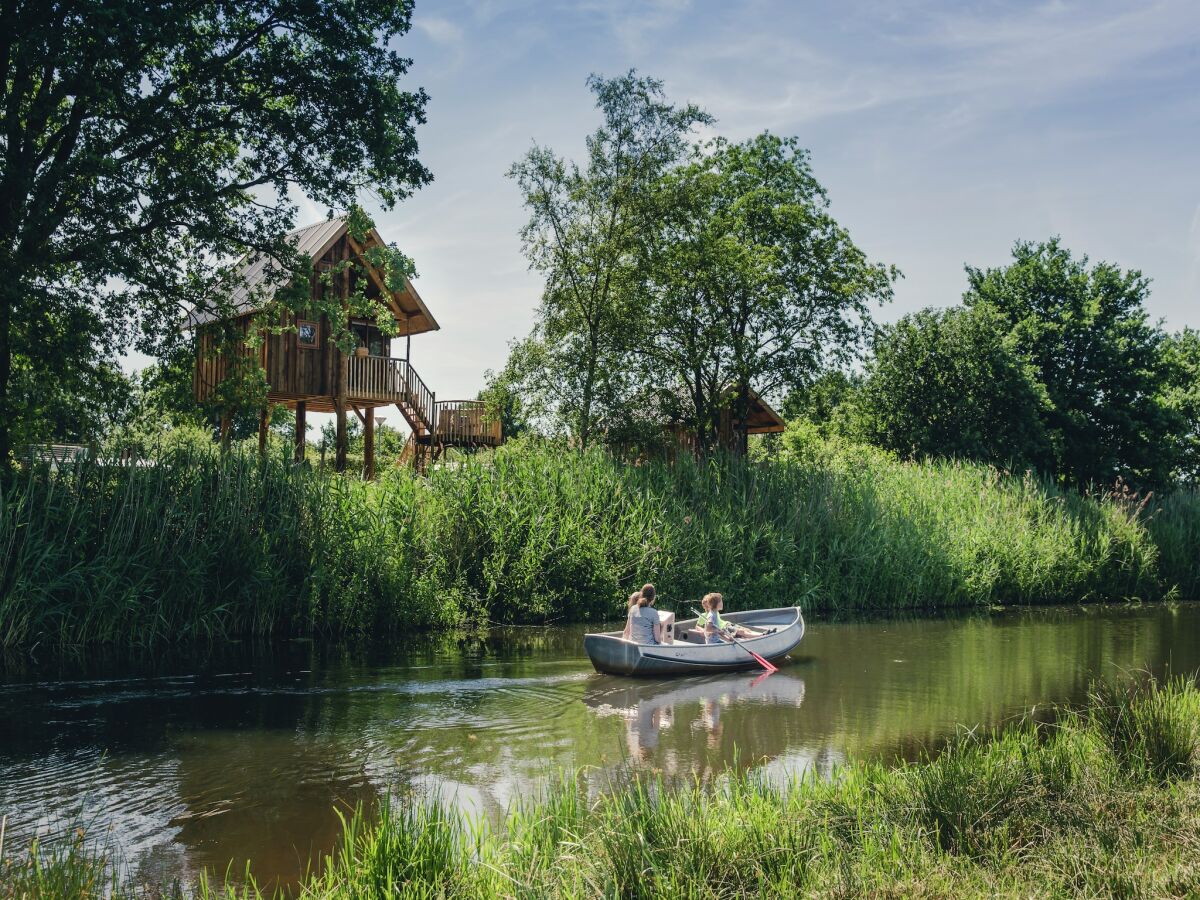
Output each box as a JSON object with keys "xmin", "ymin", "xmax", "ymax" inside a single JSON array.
[{"xmin": 690, "ymin": 607, "xmax": 776, "ymax": 673}]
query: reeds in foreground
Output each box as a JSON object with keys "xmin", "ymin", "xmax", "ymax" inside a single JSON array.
[{"xmin": 5, "ymin": 674, "xmax": 1200, "ymax": 898}]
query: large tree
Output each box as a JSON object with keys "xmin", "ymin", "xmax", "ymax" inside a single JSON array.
[
  {"xmin": 507, "ymin": 71, "xmax": 710, "ymax": 448},
  {"xmin": 1161, "ymin": 328, "xmax": 1200, "ymax": 484},
  {"xmin": 644, "ymin": 134, "xmax": 896, "ymax": 452},
  {"xmin": 852, "ymin": 304, "xmax": 1052, "ymax": 469},
  {"xmin": 0, "ymin": 0, "xmax": 431, "ymax": 464},
  {"xmin": 963, "ymin": 239, "xmax": 1175, "ymax": 487}
]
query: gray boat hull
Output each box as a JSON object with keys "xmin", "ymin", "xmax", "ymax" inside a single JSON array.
[{"xmin": 583, "ymin": 606, "xmax": 805, "ymax": 676}]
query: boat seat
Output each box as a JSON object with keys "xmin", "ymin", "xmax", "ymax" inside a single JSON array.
[{"xmin": 682, "ymin": 627, "xmax": 706, "ymax": 643}]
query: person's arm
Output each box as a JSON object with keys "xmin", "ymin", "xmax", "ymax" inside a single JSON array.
[{"xmin": 622, "ymin": 609, "xmax": 632, "ymax": 641}]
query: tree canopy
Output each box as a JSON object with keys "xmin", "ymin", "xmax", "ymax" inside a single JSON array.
[
  {"xmin": 505, "ymin": 75, "xmax": 894, "ymax": 453},
  {"xmin": 963, "ymin": 239, "xmax": 1177, "ymax": 487},
  {"xmin": 0, "ymin": 0, "xmax": 431, "ymax": 462},
  {"xmin": 507, "ymin": 71, "xmax": 709, "ymax": 448},
  {"xmin": 852, "ymin": 305, "xmax": 1051, "ymax": 470},
  {"xmin": 644, "ymin": 134, "xmax": 895, "ymax": 451}
]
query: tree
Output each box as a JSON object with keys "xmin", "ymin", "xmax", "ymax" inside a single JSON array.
[
  {"xmin": 852, "ymin": 305, "xmax": 1051, "ymax": 469},
  {"xmin": 963, "ymin": 239, "xmax": 1175, "ymax": 486},
  {"xmin": 0, "ymin": 0, "xmax": 431, "ymax": 464},
  {"xmin": 782, "ymin": 370, "xmax": 860, "ymax": 437},
  {"xmin": 507, "ymin": 71, "xmax": 710, "ymax": 448},
  {"xmin": 644, "ymin": 133, "xmax": 896, "ymax": 452},
  {"xmin": 1161, "ymin": 328, "xmax": 1200, "ymax": 484}
]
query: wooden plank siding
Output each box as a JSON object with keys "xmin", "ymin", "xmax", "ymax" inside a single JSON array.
[{"xmin": 192, "ymin": 226, "xmax": 504, "ymax": 452}]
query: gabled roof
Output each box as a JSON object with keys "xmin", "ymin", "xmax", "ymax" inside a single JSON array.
[
  {"xmin": 741, "ymin": 389, "xmax": 787, "ymax": 434},
  {"xmin": 186, "ymin": 215, "xmax": 439, "ymax": 335}
]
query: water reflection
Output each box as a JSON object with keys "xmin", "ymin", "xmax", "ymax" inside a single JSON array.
[
  {"xmin": 1, "ymin": 603, "xmax": 1199, "ymax": 890},
  {"xmin": 584, "ymin": 672, "xmax": 807, "ymax": 776}
]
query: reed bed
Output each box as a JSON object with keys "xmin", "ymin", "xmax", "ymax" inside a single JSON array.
[
  {"xmin": 5, "ymin": 675, "xmax": 1200, "ymax": 898},
  {"xmin": 0, "ymin": 441, "xmax": 1193, "ymax": 650}
]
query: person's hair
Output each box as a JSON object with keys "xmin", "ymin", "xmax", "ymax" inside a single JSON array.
[
  {"xmin": 641, "ymin": 584, "xmax": 656, "ymax": 605},
  {"xmin": 627, "ymin": 591, "xmax": 642, "ymax": 609},
  {"xmin": 702, "ymin": 592, "xmax": 723, "ymax": 610}
]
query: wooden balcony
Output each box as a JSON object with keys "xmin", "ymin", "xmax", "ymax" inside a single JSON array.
[
  {"xmin": 435, "ymin": 400, "xmax": 502, "ymax": 446},
  {"xmin": 347, "ymin": 355, "xmax": 501, "ymax": 447}
]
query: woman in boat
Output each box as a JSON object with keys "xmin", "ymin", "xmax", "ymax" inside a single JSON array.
[
  {"xmin": 700, "ymin": 593, "xmax": 763, "ymax": 644},
  {"xmin": 621, "ymin": 591, "xmax": 642, "ymax": 641},
  {"xmin": 641, "ymin": 583, "xmax": 675, "ymax": 645},
  {"xmin": 624, "ymin": 590, "xmax": 663, "ymax": 645}
]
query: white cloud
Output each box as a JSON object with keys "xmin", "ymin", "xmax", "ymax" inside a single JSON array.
[{"xmin": 415, "ymin": 15, "xmax": 465, "ymax": 45}]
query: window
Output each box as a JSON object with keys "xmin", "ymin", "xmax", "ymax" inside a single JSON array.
[
  {"xmin": 350, "ymin": 321, "xmax": 388, "ymax": 357},
  {"xmin": 297, "ymin": 320, "xmax": 319, "ymax": 348}
]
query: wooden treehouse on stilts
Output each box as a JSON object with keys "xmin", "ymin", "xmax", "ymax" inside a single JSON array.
[{"xmin": 190, "ymin": 216, "xmax": 501, "ymax": 475}]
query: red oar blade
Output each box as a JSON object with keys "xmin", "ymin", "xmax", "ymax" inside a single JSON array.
[{"xmin": 749, "ymin": 650, "xmax": 778, "ymax": 673}]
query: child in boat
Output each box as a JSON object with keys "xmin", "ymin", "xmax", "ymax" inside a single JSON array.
[{"xmin": 700, "ymin": 593, "xmax": 763, "ymax": 644}]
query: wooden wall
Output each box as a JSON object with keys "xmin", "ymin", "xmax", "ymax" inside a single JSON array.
[{"xmin": 195, "ymin": 235, "xmax": 355, "ymax": 406}]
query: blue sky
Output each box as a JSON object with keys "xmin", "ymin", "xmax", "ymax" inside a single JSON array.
[{"xmin": 297, "ymin": 0, "xmax": 1200, "ymax": 402}]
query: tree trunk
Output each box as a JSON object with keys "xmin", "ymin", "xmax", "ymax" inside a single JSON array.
[
  {"xmin": 0, "ymin": 284, "xmax": 12, "ymax": 469},
  {"xmin": 364, "ymin": 407, "xmax": 375, "ymax": 480},
  {"xmin": 257, "ymin": 408, "xmax": 269, "ymax": 458},
  {"xmin": 219, "ymin": 412, "xmax": 232, "ymax": 453},
  {"xmin": 294, "ymin": 402, "xmax": 306, "ymax": 463},
  {"xmin": 335, "ymin": 352, "xmax": 348, "ymax": 472},
  {"xmin": 578, "ymin": 332, "xmax": 599, "ymax": 450},
  {"xmin": 731, "ymin": 381, "xmax": 751, "ymax": 456}
]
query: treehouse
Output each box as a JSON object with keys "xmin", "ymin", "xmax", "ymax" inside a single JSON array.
[{"xmin": 190, "ymin": 215, "xmax": 501, "ymax": 475}]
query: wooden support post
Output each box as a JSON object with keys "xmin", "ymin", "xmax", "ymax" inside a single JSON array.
[
  {"xmin": 219, "ymin": 411, "xmax": 231, "ymax": 453},
  {"xmin": 258, "ymin": 408, "xmax": 269, "ymax": 458},
  {"xmin": 294, "ymin": 402, "xmax": 307, "ymax": 463},
  {"xmin": 364, "ymin": 408, "xmax": 376, "ymax": 481}
]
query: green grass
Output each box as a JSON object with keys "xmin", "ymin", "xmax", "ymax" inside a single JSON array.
[
  {"xmin": 0, "ymin": 439, "xmax": 1194, "ymax": 649},
  {"xmin": 6, "ymin": 674, "xmax": 1200, "ymax": 898}
]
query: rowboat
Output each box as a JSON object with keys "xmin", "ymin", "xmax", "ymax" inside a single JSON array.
[{"xmin": 583, "ymin": 606, "xmax": 805, "ymax": 676}]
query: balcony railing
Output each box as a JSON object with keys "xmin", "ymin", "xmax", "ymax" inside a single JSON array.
[
  {"xmin": 347, "ymin": 355, "xmax": 435, "ymax": 432},
  {"xmin": 347, "ymin": 355, "xmax": 501, "ymax": 445},
  {"xmin": 435, "ymin": 400, "xmax": 503, "ymax": 446}
]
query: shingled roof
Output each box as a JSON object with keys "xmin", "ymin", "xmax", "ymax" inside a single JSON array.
[{"xmin": 185, "ymin": 215, "xmax": 438, "ymax": 335}]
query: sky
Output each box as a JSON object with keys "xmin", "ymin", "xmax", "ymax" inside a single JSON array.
[{"xmin": 295, "ymin": 0, "xmax": 1200, "ymax": 403}]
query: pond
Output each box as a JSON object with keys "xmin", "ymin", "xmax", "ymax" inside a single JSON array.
[{"xmin": 1, "ymin": 602, "xmax": 1198, "ymax": 890}]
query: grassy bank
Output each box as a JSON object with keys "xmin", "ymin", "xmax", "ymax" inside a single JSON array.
[
  {"xmin": 5, "ymin": 674, "xmax": 1200, "ymax": 898},
  {"xmin": 0, "ymin": 440, "xmax": 1196, "ymax": 648}
]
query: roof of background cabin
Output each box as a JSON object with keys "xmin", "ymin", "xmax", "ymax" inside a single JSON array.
[{"xmin": 184, "ymin": 216, "xmax": 439, "ymax": 334}]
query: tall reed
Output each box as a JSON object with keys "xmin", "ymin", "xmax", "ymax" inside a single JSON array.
[{"xmin": 0, "ymin": 440, "xmax": 1190, "ymax": 650}]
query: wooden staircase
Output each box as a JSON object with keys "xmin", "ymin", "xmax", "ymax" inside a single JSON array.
[{"xmin": 347, "ymin": 355, "xmax": 501, "ymax": 473}]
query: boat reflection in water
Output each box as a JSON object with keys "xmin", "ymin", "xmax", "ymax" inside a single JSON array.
[{"xmin": 582, "ymin": 670, "xmax": 838, "ymax": 784}]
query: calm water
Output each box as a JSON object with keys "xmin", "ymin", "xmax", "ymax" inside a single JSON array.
[{"xmin": 2, "ymin": 603, "xmax": 1199, "ymax": 889}]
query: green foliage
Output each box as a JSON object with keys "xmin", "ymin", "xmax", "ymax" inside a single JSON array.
[
  {"xmin": 644, "ymin": 133, "xmax": 896, "ymax": 451},
  {"xmin": 1160, "ymin": 328, "xmax": 1200, "ymax": 484},
  {"xmin": 1088, "ymin": 675, "xmax": 1200, "ymax": 784},
  {"xmin": 781, "ymin": 369, "xmax": 859, "ymax": 431},
  {"xmin": 0, "ymin": 0, "xmax": 431, "ymax": 463},
  {"xmin": 1146, "ymin": 488, "xmax": 1200, "ymax": 599},
  {"xmin": 507, "ymin": 71, "xmax": 710, "ymax": 448},
  {"xmin": 3, "ymin": 440, "xmax": 1193, "ymax": 650},
  {"xmin": 10, "ymin": 676, "xmax": 1200, "ymax": 898},
  {"xmin": 964, "ymin": 239, "xmax": 1177, "ymax": 487},
  {"xmin": 853, "ymin": 304, "xmax": 1051, "ymax": 470}
]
